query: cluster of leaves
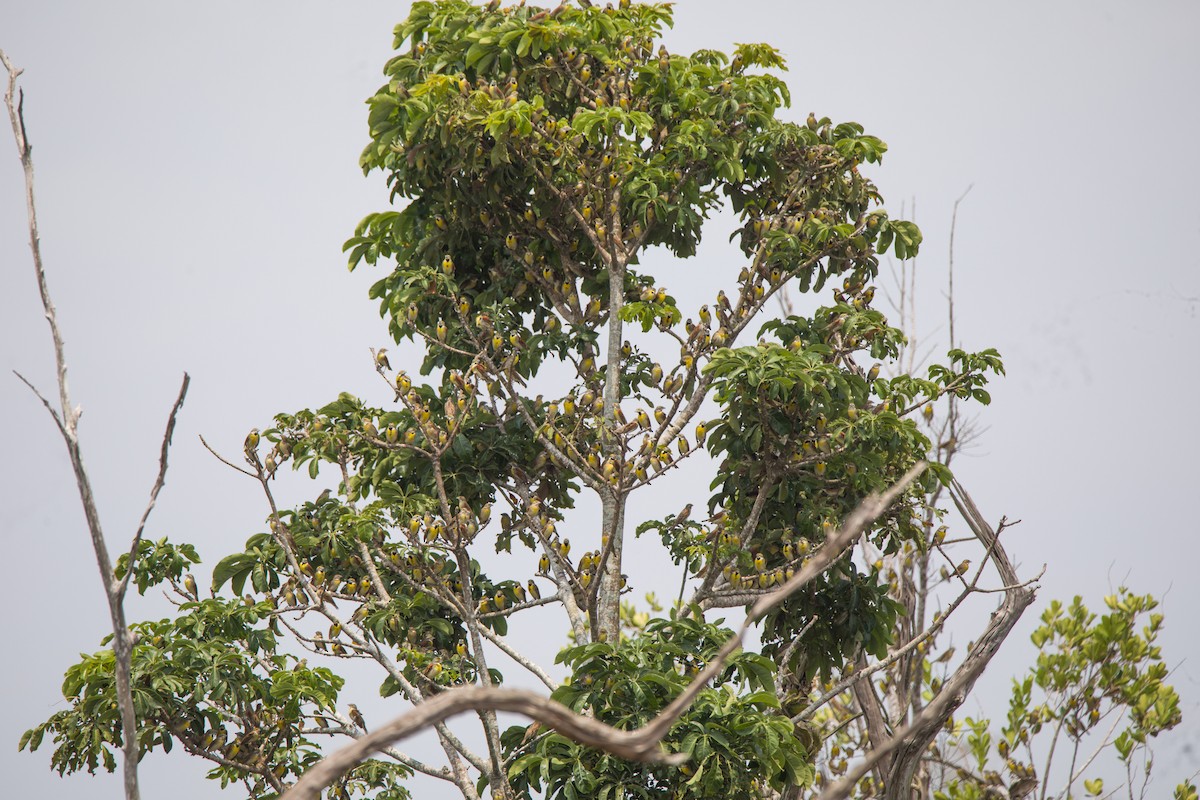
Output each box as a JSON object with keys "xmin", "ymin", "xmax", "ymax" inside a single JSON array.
[
  {"xmin": 20, "ymin": 587, "xmax": 374, "ymax": 800},
  {"xmin": 502, "ymin": 614, "xmax": 813, "ymax": 799},
  {"xmin": 935, "ymin": 589, "xmax": 1186, "ymax": 800}
]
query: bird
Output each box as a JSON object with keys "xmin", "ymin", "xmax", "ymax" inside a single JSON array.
[
  {"xmin": 394, "ymin": 372, "xmax": 412, "ymax": 401},
  {"xmin": 538, "ymin": 553, "xmax": 550, "ymax": 573},
  {"xmin": 375, "ymin": 349, "xmax": 391, "ymax": 370},
  {"xmin": 527, "ymin": 579, "xmax": 541, "ymax": 600},
  {"xmin": 753, "ymin": 552, "xmax": 766, "ymax": 572},
  {"xmin": 654, "ymin": 407, "xmax": 666, "ymax": 425},
  {"xmin": 244, "ymin": 428, "xmax": 260, "ymax": 453},
  {"xmin": 385, "ymin": 423, "xmax": 399, "ymax": 444},
  {"xmin": 362, "ymin": 418, "xmax": 378, "ymax": 438},
  {"xmin": 347, "ymin": 704, "xmax": 367, "ymax": 731},
  {"xmin": 514, "ymin": 582, "xmax": 527, "ymax": 602},
  {"xmin": 183, "ymin": 573, "xmax": 198, "ymax": 600},
  {"xmin": 670, "ymin": 504, "xmax": 693, "ymax": 527},
  {"xmin": 441, "ymin": 255, "xmax": 455, "ymax": 275}
]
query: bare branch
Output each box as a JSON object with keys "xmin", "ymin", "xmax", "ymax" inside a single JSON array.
[
  {"xmin": 4, "ymin": 49, "xmax": 144, "ymax": 800},
  {"xmin": 118, "ymin": 372, "xmax": 191, "ymax": 601},
  {"xmin": 814, "ymin": 479, "xmax": 1037, "ymax": 800}
]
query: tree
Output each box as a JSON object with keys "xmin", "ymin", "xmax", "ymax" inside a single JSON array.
[{"xmin": 12, "ymin": 2, "xmax": 1188, "ymax": 800}]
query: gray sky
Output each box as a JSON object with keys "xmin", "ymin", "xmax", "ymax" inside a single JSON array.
[{"xmin": 3, "ymin": 2, "xmax": 1198, "ymax": 798}]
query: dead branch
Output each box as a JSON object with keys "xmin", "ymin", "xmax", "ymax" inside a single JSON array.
[
  {"xmin": 281, "ymin": 464, "xmax": 928, "ymax": 800},
  {"xmin": 814, "ymin": 479, "xmax": 1037, "ymax": 800},
  {"xmin": 4, "ymin": 49, "xmax": 192, "ymax": 800}
]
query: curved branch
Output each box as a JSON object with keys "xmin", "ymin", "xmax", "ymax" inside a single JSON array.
[{"xmin": 282, "ymin": 464, "xmax": 927, "ymax": 800}]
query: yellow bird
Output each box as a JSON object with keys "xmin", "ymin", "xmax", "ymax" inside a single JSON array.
[
  {"xmin": 580, "ymin": 572, "xmax": 592, "ymax": 589},
  {"xmin": 442, "ymin": 254, "xmax": 455, "ymax": 275},
  {"xmin": 436, "ymin": 320, "xmax": 448, "ymax": 342},
  {"xmin": 698, "ymin": 305, "xmax": 711, "ymax": 324},
  {"xmin": 634, "ymin": 464, "xmax": 648, "ymax": 482},
  {"xmin": 782, "ymin": 542, "xmax": 794, "ymax": 560},
  {"xmin": 314, "ymin": 566, "xmax": 327, "ymax": 586},
  {"xmin": 677, "ymin": 436, "xmax": 690, "ymax": 456},
  {"xmin": 183, "ymin": 573, "xmax": 197, "ymax": 599},
  {"xmin": 559, "ymin": 538, "xmax": 571, "ymax": 557},
  {"xmin": 385, "ymin": 423, "xmax": 399, "ymax": 444},
  {"xmin": 753, "ymin": 552, "xmax": 766, "ymax": 572},
  {"xmin": 650, "ymin": 363, "xmax": 663, "ymax": 385},
  {"xmin": 394, "ymin": 372, "xmax": 412, "ymax": 400},
  {"xmin": 815, "ymin": 461, "xmax": 827, "ymax": 476},
  {"xmin": 538, "ymin": 554, "xmax": 550, "ymax": 573},
  {"xmin": 867, "ymin": 363, "xmax": 881, "ymax": 382},
  {"xmin": 923, "ymin": 404, "xmax": 934, "ymax": 421},
  {"xmin": 636, "ymin": 409, "xmax": 651, "ymax": 429},
  {"xmin": 376, "ymin": 349, "xmax": 391, "ymax": 370},
  {"xmin": 244, "ymin": 428, "xmax": 260, "ymax": 453},
  {"xmin": 456, "ymin": 641, "xmax": 468, "ymax": 657},
  {"xmin": 654, "ymin": 407, "xmax": 666, "ymax": 425},
  {"xmin": 478, "ymin": 596, "xmax": 492, "ymax": 613},
  {"xmin": 362, "ymin": 418, "xmax": 378, "ymax": 437},
  {"xmin": 494, "ymin": 591, "xmax": 508, "ymax": 610},
  {"xmin": 527, "ymin": 579, "xmax": 541, "ymax": 600},
  {"xmin": 515, "ymin": 582, "xmax": 527, "ymax": 603}
]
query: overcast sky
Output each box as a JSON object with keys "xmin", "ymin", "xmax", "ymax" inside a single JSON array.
[{"xmin": 3, "ymin": 2, "xmax": 1199, "ymax": 798}]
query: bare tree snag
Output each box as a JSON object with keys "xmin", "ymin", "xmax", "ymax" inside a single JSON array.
[{"xmin": 3, "ymin": 48, "xmax": 191, "ymax": 800}]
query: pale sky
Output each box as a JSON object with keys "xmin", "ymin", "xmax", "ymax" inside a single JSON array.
[{"xmin": 3, "ymin": 2, "xmax": 1198, "ymax": 798}]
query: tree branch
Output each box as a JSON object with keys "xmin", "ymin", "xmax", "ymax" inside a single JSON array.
[{"xmin": 281, "ymin": 464, "xmax": 927, "ymax": 800}]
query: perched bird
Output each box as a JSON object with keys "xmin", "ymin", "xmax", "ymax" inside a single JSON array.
[
  {"xmin": 441, "ymin": 254, "xmax": 455, "ymax": 276},
  {"xmin": 394, "ymin": 372, "xmax": 412, "ymax": 401},
  {"xmin": 183, "ymin": 573, "xmax": 198, "ymax": 600},
  {"xmin": 753, "ymin": 552, "xmax": 766, "ymax": 573},
  {"xmin": 244, "ymin": 428, "xmax": 260, "ymax": 453},
  {"xmin": 375, "ymin": 349, "xmax": 391, "ymax": 371},
  {"xmin": 538, "ymin": 553, "xmax": 550, "ymax": 574},
  {"xmin": 514, "ymin": 582, "xmax": 527, "ymax": 603},
  {"xmin": 527, "ymin": 579, "xmax": 541, "ymax": 600},
  {"xmin": 654, "ymin": 407, "xmax": 666, "ymax": 425},
  {"xmin": 385, "ymin": 423, "xmax": 399, "ymax": 444},
  {"xmin": 362, "ymin": 418, "xmax": 378, "ymax": 438},
  {"xmin": 347, "ymin": 704, "xmax": 367, "ymax": 731}
]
